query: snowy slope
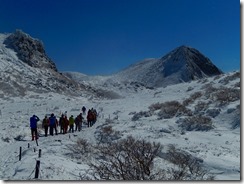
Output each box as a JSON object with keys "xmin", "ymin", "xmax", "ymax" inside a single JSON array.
[
  {"xmin": 0, "ymin": 71, "xmax": 240, "ymax": 180},
  {"xmin": 0, "ymin": 31, "xmax": 98, "ymax": 98}
]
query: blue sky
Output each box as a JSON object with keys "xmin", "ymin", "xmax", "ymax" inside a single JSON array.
[{"xmin": 0, "ymin": 0, "xmax": 240, "ymax": 75}]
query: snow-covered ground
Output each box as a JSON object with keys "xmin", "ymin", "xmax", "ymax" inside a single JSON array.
[{"xmin": 0, "ymin": 71, "xmax": 240, "ymax": 181}]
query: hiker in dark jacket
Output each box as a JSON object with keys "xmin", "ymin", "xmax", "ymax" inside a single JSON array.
[
  {"xmin": 59, "ymin": 114, "xmax": 65, "ymax": 134},
  {"xmin": 42, "ymin": 115, "xmax": 49, "ymax": 137},
  {"xmin": 49, "ymin": 113, "xmax": 56, "ymax": 136},
  {"xmin": 30, "ymin": 115, "xmax": 40, "ymax": 141},
  {"xmin": 82, "ymin": 106, "xmax": 86, "ymax": 115},
  {"xmin": 75, "ymin": 113, "xmax": 83, "ymax": 132}
]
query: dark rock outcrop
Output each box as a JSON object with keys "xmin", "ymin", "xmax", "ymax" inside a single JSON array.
[{"xmin": 3, "ymin": 29, "xmax": 57, "ymax": 71}]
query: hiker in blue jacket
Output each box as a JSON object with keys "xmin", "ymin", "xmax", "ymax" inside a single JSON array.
[
  {"xmin": 30, "ymin": 115, "xmax": 40, "ymax": 141},
  {"xmin": 49, "ymin": 113, "xmax": 56, "ymax": 136}
]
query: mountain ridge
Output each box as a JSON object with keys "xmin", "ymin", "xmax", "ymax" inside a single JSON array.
[
  {"xmin": 111, "ymin": 45, "xmax": 223, "ymax": 87},
  {"xmin": 0, "ymin": 30, "xmax": 102, "ymax": 98}
]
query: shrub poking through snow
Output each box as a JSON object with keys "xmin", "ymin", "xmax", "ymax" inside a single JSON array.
[
  {"xmin": 86, "ymin": 137, "xmax": 213, "ymax": 180},
  {"xmin": 88, "ymin": 136, "xmax": 163, "ymax": 180},
  {"xmin": 210, "ymin": 87, "xmax": 240, "ymax": 106},
  {"xmin": 148, "ymin": 101, "xmax": 192, "ymax": 119},
  {"xmin": 67, "ymin": 138, "xmax": 92, "ymax": 159},
  {"xmin": 95, "ymin": 124, "xmax": 122, "ymax": 144},
  {"xmin": 165, "ymin": 145, "xmax": 213, "ymax": 180},
  {"xmin": 194, "ymin": 101, "xmax": 209, "ymax": 114},
  {"xmin": 156, "ymin": 101, "xmax": 191, "ymax": 119},
  {"xmin": 177, "ymin": 115, "xmax": 213, "ymax": 131},
  {"xmin": 183, "ymin": 92, "xmax": 203, "ymax": 106},
  {"xmin": 218, "ymin": 72, "xmax": 240, "ymax": 85},
  {"xmin": 131, "ymin": 111, "xmax": 152, "ymax": 121}
]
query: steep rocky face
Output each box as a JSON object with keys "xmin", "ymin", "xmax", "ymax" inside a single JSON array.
[
  {"xmin": 3, "ymin": 30, "xmax": 57, "ymax": 71},
  {"xmin": 113, "ymin": 45, "xmax": 223, "ymax": 87},
  {"xmin": 0, "ymin": 31, "xmax": 101, "ymax": 98},
  {"xmin": 161, "ymin": 46, "xmax": 222, "ymax": 79}
]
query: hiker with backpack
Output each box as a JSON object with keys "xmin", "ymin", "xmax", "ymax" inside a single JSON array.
[
  {"xmin": 30, "ymin": 115, "xmax": 40, "ymax": 141},
  {"xmin": 42, "ymin": 115, "xmax": 49, "ymax": 137},
  {"xmin": 64, "ymin": 115, "xmax": 69, "ymax": 134},
  {"xmin": 87, "ymin": 109, "xmax": 94, "ymax": 127},
  {"xmin": 69, "ymin": 115, "xmax": 75, "ymax": 133},
  {"xmin": 49, "ymin": 113, "xmax": 56, "ymax": 136},
  {"xmin": 54, "ymin": 118, "xmax": 59, "ymax": 135},
  {"xmin": 59, "ymin": 114, "xmax": 65, "ymax": 134},
  {"xmin": 82, "ymin": 106, "xmax": 86, "ymax": 115},
  {"xmin": 91, "ymin": 108, "xmax": 97, "ymax": 126},
  {"xmin": 75, "ymin": 113, "xmax": 83, "ymax": 132}
]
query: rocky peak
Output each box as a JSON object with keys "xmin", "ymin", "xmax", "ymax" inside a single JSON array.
[{"xmin": 3, "ymin": 29, "xmax": 57, "ymax": 71}]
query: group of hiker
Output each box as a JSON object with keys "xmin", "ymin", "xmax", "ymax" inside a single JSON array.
[{"xmin": 29, "ymin": 106, "xmax": 98, "ymax": 141}]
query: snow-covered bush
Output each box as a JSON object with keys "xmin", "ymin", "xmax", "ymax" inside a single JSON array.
[
  {"xmin": 206, "ymin": 108, "xmax": 221, "ymax": 118},
  {"xmin": 194, "ymin": 101, "xmax": 209, "ymax": 114},
  {"xmin": 86, "ymin": 137, "xmax": 213, "ymax": 180},
  {"xmin": 218, "ymin": 72, "xmax": 240, "ymax": 85},
  {"xmin": 95, "ymin": 124, "xmax": 122, "ymax": 144},
  {"xmin": 149, "ymin": 101, "xmax": 192, "ymax": 119},
  {"xmin": 148, "ymin": 102, "xmax": 164, "ymax": 111},
  {"xmin": 177, "ymin": 115, "xmax": 213, "ymax": 131},
  {"xmin": 157, "ymin": 101, "xmax": 191, "ymax": 119},
  {"xmin": 211, "ymin": 87, "xmax": 240, "ymax": 106},
  {"xmin": 165, "ymin": 145, "xmax": 213, "ymax": 180},
  {"xmin": 131, "ymin": 111, "xmax": 152, "ymax": 121},
  {"xmin": 2, "ymin": 137, "xmax": 11, "ymax": 143},
  {"xmin": 67, "ymin": 138, "xmax": 92, "ymax": 159},
  {"xmin": 202, "ymin": 84, "xmax": 218, "ymax": 98},
  {"xmin": 88, "ymin": 136, "xmax": 163, "ymax": 180},
  {"xmin": 183, "ymin": 92, "xmax": 202, "ymax": 106}
]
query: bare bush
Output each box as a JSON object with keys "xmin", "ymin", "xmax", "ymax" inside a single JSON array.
[
  {"xmin": 2, "ymin": 137, "xmax": 11, "ymax": 143},
  {"xmin": 95, "ymin": 125, "xmax": 122, "ymax": 144},
  {"xmin": 67, "ymin": 138, "xmax": 92, "ymax": 159},
  {"xmin": 194, "ymin": 101, "xmax": 209, "ymax": 114},
  {"xmin": 149, "ymin": 102, "xmax": 164, "ymax": 111},
  {"xmin": 177, "ymin": 115, "xmax": 213, "ymax": 131},
  {"xmin": 157, "ymin": 101, "xmax": 191, "ymax": 119},
  {"xmin": 211, "ymin": 87, "xmax": 240, "ymax": 106},
  {"xmin": 206, "ymin": 108, "xmax": 221, "ymax": 118},
  {"xmin": 131, "ymin": 111, "xmax": 152, "ymax": 121},
  {"xmin": 183, "ymin": 92, "xmax": 203, "ymax": 106},
  {"xmin": 202, "ymin": 84, "xmax": 218, "ymax": 99},
  {"xmin": 234, "ymin": 81, "xmax": 240, "ymax": 88},
  {"xmin": 219, "ymin": 72, "xmax": 240, "ymax": 85},
  {"xmin": 166, "ymin": 145, "xmax": 213, "ymax": 180},
  {"xmin": 88, "ymin": 136, "xmax": 164, "ymax": 180},
  {"xmin": 86, "ymin": 137, "xmax": 213, "ymax": 180}
]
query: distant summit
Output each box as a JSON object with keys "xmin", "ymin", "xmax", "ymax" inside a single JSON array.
[{"xmin": 113, "ymin": 45, "xmax": 223, "ymax": 87}]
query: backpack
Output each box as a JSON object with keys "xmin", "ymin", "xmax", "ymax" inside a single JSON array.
[
  {"xmin": 43, "ymin": 118, "xmax": 49, "ymax": 126},
  {"xmin": 49, "ymin": 116, "xmax": 56, "ymax": 126}
]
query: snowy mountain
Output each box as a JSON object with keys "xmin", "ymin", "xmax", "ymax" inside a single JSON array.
[
  {"xmin": 0, "ymin": 30, "xmax": 102, "ymax": 99},
  {"xmin": 112, "ymin": 45, "xmax": 223, "ymax": 87}
]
